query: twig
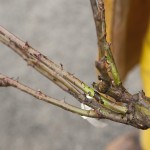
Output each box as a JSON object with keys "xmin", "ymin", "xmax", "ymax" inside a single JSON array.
[
  {"xmin": 0, "ymin": 26, "xmax": 89, "ymax": 106},
  {"xmin": 0, "ymin": 73, "xmax": 98, "ymax": 118},
  {"xmin": 0, "ymin": 73, "xmax": 140, "ymax": 128},
  {"xmin": 0, "ymin": 25, "xmax": 127, "ymax": 114},
  {"xmin": 0, "ymin": 1, "xmax": 150, "ymax": 129},
  {"xmin": 90, "ymin": 0, "xmax": 121, "ymax": 85},
  {"xmin": 1, "ymin": 25, "xmax": 150, "ymax": 129}
]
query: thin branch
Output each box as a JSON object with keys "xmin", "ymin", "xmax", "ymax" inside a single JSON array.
[
  {"xmin": 90, "ymin": 0, "xmax": 121, "ymax": 85},
  {"xmin": 0, "ymin": 25, "xmax": 127, "ymax": 114},
  {"xmin": 0, "ymin": 26, "xmax": 89, "ymax": 106},
  {"xmin": 0, "ymin": 0, "xmax": 150, "ymax": 129},
  {"xmin": 0, "ymin": 73, "xmax": 99, "ymax": 118},
  {"xmin": 0, "ymin": 73, "xmax": 141, "ymax": 128},
  {"xmin": 1, "ymin": 24, "xmax": 150, "ymax": 129}
]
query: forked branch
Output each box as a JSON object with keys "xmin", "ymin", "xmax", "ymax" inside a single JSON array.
[
  {"xmin": 0, "ymin": 0, "xmax": 150, "ymax": 129},
  {"xmin": 0, "ymin": 74, "xmax": 98, "ymax": 118}
]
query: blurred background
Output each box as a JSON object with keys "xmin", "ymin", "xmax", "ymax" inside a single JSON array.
[{"xmin": 0, "ymin": 0, "xmax": 142, "ymax": 149}]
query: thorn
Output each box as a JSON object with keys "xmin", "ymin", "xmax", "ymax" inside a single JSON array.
[
  {"xmin": 34, "ymin": 52, "xmax": 42, "ymax": 60},
  {"xmin": 139, "ymin": 90, "xmax": 146, "ymax": 100},
  {"xmin": 98, "ymin": 75, "xmax": 102, "ymax": 80},
  {"xmin": 60, "ymin": 63, "xmax": 63, "ymax": 70},
  {"xmin": 37, "ymin": 89, "xmax": 42, "ymax": 95},
  {"xmin": 81, "ymin": 82, "xmax": 84, "ymax": 87},
  {"xmin": 141, "ymin": 90, "xmax": 145, "ymax": 96},
  {"xmin": 92, "ymin": 82, "xmax": 96, "ymax": 87},
  {"xmin": 25, "ymin": 41, "xmax": 30, "ymax": 47},
  {"xmin": 36, "ymin": 89, "xmax": 42, "ymax": 100}
]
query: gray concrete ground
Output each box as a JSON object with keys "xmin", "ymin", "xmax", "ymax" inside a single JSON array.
[{"xmin": 0, "ymin": 0, "xmax": 142, "ymax": 150}]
